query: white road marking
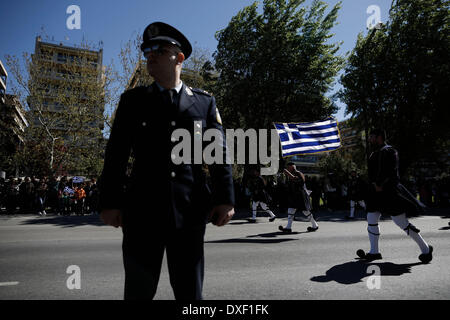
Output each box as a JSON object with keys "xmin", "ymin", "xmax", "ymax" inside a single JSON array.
[{"xmin": 0, "ymin": 282, "xmax": 19, "ymax": 286}]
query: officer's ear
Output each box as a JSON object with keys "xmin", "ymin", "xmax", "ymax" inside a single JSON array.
[{"xmin": 176, "ymin": 52, "xmax": 185, "ymax": 65}]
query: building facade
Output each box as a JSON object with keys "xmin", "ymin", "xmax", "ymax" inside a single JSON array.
[
  {"xmin": 27, "ymin": 37, "xmax": 105, "ymax": 175},
  {"xmin": 0, "ymin": 60, "xmax": 29, "ymax": 177},
  {"xmin": 28, "ymin": 36, "xmax": 105, "ymax": 133}
]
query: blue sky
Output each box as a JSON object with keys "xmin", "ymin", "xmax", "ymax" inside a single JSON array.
[{"xmin": 0, "ymin": 0, "xmax": 393, "ymax": 120}]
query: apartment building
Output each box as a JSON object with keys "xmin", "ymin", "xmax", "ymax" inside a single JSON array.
[{"xmin": 28, "ymin": 36, "xmax": 105, "ymax": 137}]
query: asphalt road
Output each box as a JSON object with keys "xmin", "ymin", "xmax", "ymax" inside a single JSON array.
[{"xmin": 1, "ymin": 209, "xmax": 449, "ymax": 300}]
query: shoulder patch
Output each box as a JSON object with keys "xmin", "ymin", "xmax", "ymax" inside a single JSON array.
[
  {"xmin": 185, "ymin": 86, "xmax": 194, "ymax": 96},
  {"xmin": 191, "ymin": 87, "xmax": 213, "ymax": 96},
  {"xmin": 215, "ymin": 107, "xmax": 222, "ymax": 125}
]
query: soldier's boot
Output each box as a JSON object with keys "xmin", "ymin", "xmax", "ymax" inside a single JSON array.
[{"xmin": 391, "ymin": 213, "xmax": 431, "ymax": 262}]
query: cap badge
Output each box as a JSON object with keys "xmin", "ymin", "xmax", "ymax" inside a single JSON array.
[{"xmin": 148, "ymin": 25, "xmax": 159, "ymax": 38}]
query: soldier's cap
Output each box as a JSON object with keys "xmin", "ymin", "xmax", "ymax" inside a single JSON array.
[
  {"xmin": 370, "ymin": 128, "xmax": 386, "ymax": 140},
  {"xmin": 141, "ymin": 22, "xmax": 192, "ymax": 59}
]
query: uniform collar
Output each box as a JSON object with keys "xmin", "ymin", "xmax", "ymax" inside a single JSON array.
[
  {"xmin": 150, "ymin": 81, "xmax": 196, "ymax": 114},
  {"xmin": 155, "ymin": 80, "xmax": 183, "ymax": 94},
  {"xmin": 178, "ymin": 83, "xmax": 195, "ymax": 113}
]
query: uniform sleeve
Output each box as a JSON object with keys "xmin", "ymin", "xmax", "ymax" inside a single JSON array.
[
  {"xmin": 98, "ymin": 92, "xmax": 133, "ymax": 210},
  {"xmin": 206, "ymin": 96, "xmax": 235, "ymax": 206},
  {"xmin": 379, "ymin": 147, "xmax": 400, "ymax": 189}
]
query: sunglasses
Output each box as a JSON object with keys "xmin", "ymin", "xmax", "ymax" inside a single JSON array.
[{"xmin": 143, "ymin": 44, "xmax": 179, "ymax": 59}]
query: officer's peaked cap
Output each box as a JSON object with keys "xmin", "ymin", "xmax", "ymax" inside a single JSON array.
[{"xmin": 141, "ymin": 22, "xmax": 192, "ymax": 59}]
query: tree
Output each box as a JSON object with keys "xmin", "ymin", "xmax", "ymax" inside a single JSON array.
[
  {"xmin": 182, "ymin": 44, "xmax": 217, "ymax": 90},
  {"xmin": 213, "ymin": 0, "xmax": 345, "ymax": 131},
  {"xmin": 317, "ymin": 149, "xmax": 359, "ymax": 182},
  {"xmin": 339, "ymin": 0, "xmax": 450, "ymax": 177}
]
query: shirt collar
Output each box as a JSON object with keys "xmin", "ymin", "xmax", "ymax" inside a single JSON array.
[{"xmin": 155, "ymin": 81, "xmax": 183, "ymax": 94}]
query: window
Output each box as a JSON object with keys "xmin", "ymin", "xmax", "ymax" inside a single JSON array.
[{"xmin": 57, "ymin": 53, "xmax": 67, "ymax": 63}]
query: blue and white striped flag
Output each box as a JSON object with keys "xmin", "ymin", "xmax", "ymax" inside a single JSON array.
[
  {"xmin": 274, "ymin": 118, "xmax": 341, "ymax": 157},
  {"xmin": 64, "ymin": 186, "xmax": 74, "ymax": 195}
]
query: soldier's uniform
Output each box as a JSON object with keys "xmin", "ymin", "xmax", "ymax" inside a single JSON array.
[
  {"xmin": 99, "ymin": 22, "xmax": 234, "ymax": 300},
  {"xmin": 366, "ymin": 144, "xmax": 424, "ymax": 216},
  {"xmin": 358, "ymin": 139, "xmax": 432, "ymax": 263},
  {"xmin": 347, "ymin": 173, "xmax": 367, "ymax": 219},
  {"xmin": 278, "ymin": 168, "xmax": 319, "ymax": 233},
  {"xmin": 247, "ymin": 174, "xmax": 276, "ymax": 222}
]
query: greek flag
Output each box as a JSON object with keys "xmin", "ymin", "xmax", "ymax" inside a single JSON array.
[
  {"xmin": 274, "ymin": 118, "xmax": 341, "ymax": 157},
  {"xmin": 64, "ymin": 186, "xmax": 74, "ymax": 195}
]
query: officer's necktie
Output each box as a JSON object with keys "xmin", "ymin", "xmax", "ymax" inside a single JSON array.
[{"xmin": 162, "ymin": 89, "xmax": 177, "ymax": 106}]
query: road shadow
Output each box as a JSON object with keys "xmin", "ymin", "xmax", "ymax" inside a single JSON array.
[
  {"xmin": 20, "ymin": 214, "xmax": 105, "ymax": 228},
  {"xmin": 205, "ymin": 229, "xmax": 311, "ymax": 244},
  {"xmin": 246, "ymin": 231, "xmax": 308, "ymax": 238},
  {"xmin": 205, "ymin": 236, "xmax": 299, "ymax": 244},
  {"xmin": 228, "ymin": 219, "xmax": 277, "ymax": 225},
  {"xmin": 310, "ymin": 260, "xmax": 423, "ymax": 285}
]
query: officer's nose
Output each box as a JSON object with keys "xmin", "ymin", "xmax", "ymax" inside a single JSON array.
[{"xmin": 144, "ymin": 50, "xmax": 158, "ymax": 61}]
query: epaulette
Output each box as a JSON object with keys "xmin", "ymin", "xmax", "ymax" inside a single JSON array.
[{"xmin": 190, "ymin": 87, "xmax": 213, "ymax": 96}]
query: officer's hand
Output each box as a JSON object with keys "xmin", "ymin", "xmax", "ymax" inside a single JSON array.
[
  {"xmin": 100, "ymin": 209, "xmax": 123, "ymax": 228},
  {"xmin": 209, "ymin": 205, "xmax": 234, "ymax": 226}
]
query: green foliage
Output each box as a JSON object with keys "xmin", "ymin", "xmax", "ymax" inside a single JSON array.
[
  {"xmin": 182, "ymin": 45, "xmax": 217, "ymax": 91},
  {"xmin": 339, "ymin": 0, "xmax": 450, "ymax": 176},
  {"xmin": 317, "ymin": 149, "xmax": 359, "ymax": 182},
  {"xmin": 214, "ymin": 0, "xmax": 345, "ymax": 130}
]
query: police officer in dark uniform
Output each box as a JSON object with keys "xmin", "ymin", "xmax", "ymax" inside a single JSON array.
[
  {"xmin": 356, "ymin": 129, "xmax": 433, "ymax": 263},
  {"xmin": 99, "ymin": 22, "xmax": 235, "ymax": 300}
]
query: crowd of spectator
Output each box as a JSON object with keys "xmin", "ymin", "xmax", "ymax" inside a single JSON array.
[
  {"xmin": 1, "ymin": 170, "xmax": 449, "ymax": 217},
  {"xmin": 233, "ymin": 171, "xmax": 450, "ymax": 213},
  {"xmin": 0, "ymin": 175, "xmax": 99, "ymax": 216}
]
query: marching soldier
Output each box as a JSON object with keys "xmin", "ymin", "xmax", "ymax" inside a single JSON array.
[
  {"xmin": 278, "ymin": 162, "xmax": 319, "ymax": 233},
  {"xmin": 99, "ymin": 22, "xmax": 235, "ymax": 300},
  {"xmin": 346, "ymin": 170, "xmax": 367, "ymax": 219},
  {"xmin": 356, "ymin": 129, "xmax": 433, "ymax": 263},
  {"xmin": 247, "ymin": 167, "xmax": 277, "ymax": 223}
]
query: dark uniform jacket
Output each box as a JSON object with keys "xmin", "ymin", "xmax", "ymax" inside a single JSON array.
[
  {"xmin": 99, "ymin": 82, "xmax": 235, "ymax": 229},
  {"xmin": 367, "ymin": 144, "xmax": 425, "ymax": 216},
  {"xmin": 285, "ymin": 171, "xmax": 312, "ymax": 211},
  {"xmin": 348, "ymin": 176, "xmax": 367, "ymax": 201},
  {"xmin": 248, "ymin": 175, "xmax": 270, "ymax": 203}
]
